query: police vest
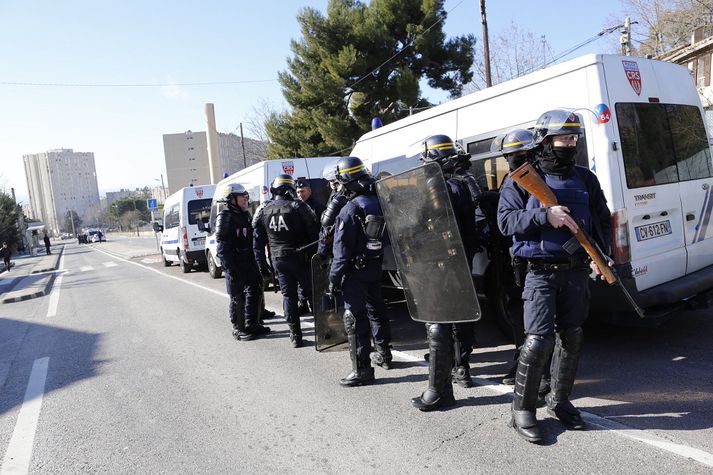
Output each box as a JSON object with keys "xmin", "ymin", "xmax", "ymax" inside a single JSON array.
[
  {"xmin": 514, "ymin": 172, "xmax": 591, "ymax": 260},
  {"xmin": 260, "ymin": 198, "xmax": 308, "ymax": 256}
]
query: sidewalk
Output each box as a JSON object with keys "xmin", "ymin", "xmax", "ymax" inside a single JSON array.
[{"xmin": 0, "ymin": 244, "xmax": 63, "ymax": 304}]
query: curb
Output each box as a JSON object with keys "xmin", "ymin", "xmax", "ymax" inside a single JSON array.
[
  {"xmin": 30, "ymin": 245, "xmax": 64, "ymax": 274},
  {"xmin": 0, "ymin": 273, "xmax": 54, "ymax": 304}
]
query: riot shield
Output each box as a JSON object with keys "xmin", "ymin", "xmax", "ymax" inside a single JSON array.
[
  {"xmin": 311, "ymin": 254, "xmax": 348, "ymax": 352},
  {"xmin": 376, "ymin": 162, "xmax": 481, "ymax": 323}
]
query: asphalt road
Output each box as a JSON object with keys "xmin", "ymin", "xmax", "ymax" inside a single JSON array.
[{"xmin": 0, "ymin": 238, "xmax": 711, "ymax": 473}]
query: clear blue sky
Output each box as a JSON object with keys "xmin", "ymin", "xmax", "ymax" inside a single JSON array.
[{"xmin": 0, "ymin": 0, "xmax": 626, "ymax": 204}]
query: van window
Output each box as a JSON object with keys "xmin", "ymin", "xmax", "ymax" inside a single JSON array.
[
  {"xmin": 187, "ymin": 199, "xmax": 212, "ymax": 225},
  {"xmin": 616, "ymin": 103, "xmax": 712, "ymax": 188},
  {"xmin": 164, "ymin": 205, "xmax": 180, "ymax": 229}
]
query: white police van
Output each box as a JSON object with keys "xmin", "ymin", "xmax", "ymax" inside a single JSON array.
[
  {"xmin": 352, "ymin": 53, "xmax": 713, "ymax": 327},
  {"xmin": 159, "ymin": 184, "xmax": 216, "ymax": 273},
  {"xmin": 203, "ymin": 158, "xmax": 336, "ymax": 278}
]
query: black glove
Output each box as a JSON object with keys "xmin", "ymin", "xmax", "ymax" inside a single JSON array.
[{"xmin": 326, "ymin": 281, "xmax": 341, "ymax": 298}]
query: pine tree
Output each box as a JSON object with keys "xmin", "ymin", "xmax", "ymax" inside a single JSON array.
[{"xmin": 267, "ymin": 0, "xmax": 475, "ymax": 159}]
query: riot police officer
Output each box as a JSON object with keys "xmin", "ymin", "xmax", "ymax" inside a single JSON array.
[
  {"xmin": 215, "ymin": 184, "xmax": 270, "ymax": 341},
  {"xmin": 497, "ymin": 109, "xmax": 612, "ymax": 443},
  {"xmin": 411, "ymin": 135, "xmax": 482, "ymax": 411},
  {"xmin": 253, "ymin": 174, "xmax": 320, "ymax": 348},
  {"xmin": 327, "ymin": 156, "xmax": 392, "ymax": 386},
  {"xmin": 295, "ymin": 178, "xmax": 324, "ymax": 315}
]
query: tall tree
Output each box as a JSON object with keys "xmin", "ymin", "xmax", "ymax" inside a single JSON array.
[
  {"xmin": 0, "ymin": 190, "xmax": 22, "ymax": 250},
  {"xmin": 266, "ymin": 0, "xmax": 475, "ymax": 159},
  {"xmin": 63, "ymin": 210, "xmax": 83, "ymax": 234}
]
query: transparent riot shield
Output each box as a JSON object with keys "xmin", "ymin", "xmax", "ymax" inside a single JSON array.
[
  {"xmin": 311, "ymin": 254, "xmax": 348, "ymax": 352},
  {"xmin": 376, "ymin": 162, "xmax": 481, "ymax": 323}
]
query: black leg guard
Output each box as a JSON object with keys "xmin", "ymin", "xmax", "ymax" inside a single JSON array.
[
  {"xmin": 411, "ymin": 324, "xmax": 455, "ymax": 411},
  {"xmin": 546, "ymin": 327, "xmax": 585, "ymax": 430},
  {"xmin": 502, "ymin": 347, "xmax": 521, "ymax": 385},
  {"xmin": 510, "ymin": 334, "xmax": 555, "ymax": 443},
  {"xmin": 230, "ymin": 296, "xmax": 253, "ymax": 341},
  {"xmin": 452, "ymin": 336, "xmax": 473, "ymax": 388},
  {"xmin": 340, "ymin": 310, "xmax": 374, "ymax": 386},
  {"xmin": 370, "ymin": 344, "xmax": 393, "ymax": 370},
  {"xmin": 288, "ymin": 323, "xmax": 303, "ymax": 348}
]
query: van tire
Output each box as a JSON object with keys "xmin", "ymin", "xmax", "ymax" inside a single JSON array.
[
  {"xmin": 180, "ymin": 253, "xmax": 191, "ymax": 273},
  {"xmin": 207, "ymin": 251, "xmax": 222, "ymax": 279},
  {"xmin": 162, "ymin": 249, "xmax": 171, "ymax": 267}
]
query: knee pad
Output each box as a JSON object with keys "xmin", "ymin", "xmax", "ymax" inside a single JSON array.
[
  {"xmin": 558, "ymin": 327, "xmax": 583, "ymax": 353},
  {"xmin": 427, "ymin": 324, "xmax": 450, "ymax": 347},
  {"xmin": 520, "ymin": 334, "xmax": 555, "ymax": 364},
  {"xmin": 343, "ymin": 310, "xmax": 356, "ymax": 336}
]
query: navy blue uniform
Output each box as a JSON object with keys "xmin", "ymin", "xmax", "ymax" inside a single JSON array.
[
  {"xmin": 330, "ymin": 193, "xmax": 391, "ymax": 364},
  {"xmin": 253, "ymin": 197, "xmax": 319, "ymax": 327},
  {"xmin": 497, "ymin": 165, "xmax": 611, "ymax": 335},
  {"xmin": 216, "ymin": 205, "xmax": 262, "ymax": 330}
]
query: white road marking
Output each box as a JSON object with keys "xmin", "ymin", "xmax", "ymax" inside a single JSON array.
[
  {"xmin": 79, "ymin": 266, "xmax": 94, "ymax": 272},
  {"xmin": 88, "ymin": 246, "xmax": 713, "ymax": 469},
  {"xmin": 46, "ymin": 255, "xmax": 65, "ymax": 318},
  {"xmin": 103, "ymin": 262, "xmax": 118, "ymax": 268},
  {"xmin": 140, "ymin": 257, "xmax": 161, "ymax": 264},
  {"xmin": 1, "ymin": 357, "xmax": 50, "ymax": 475}
]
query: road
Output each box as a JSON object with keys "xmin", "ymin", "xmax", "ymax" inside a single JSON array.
[{"xmin": 0, "ymin": 238, "xmax": 711, "ymax": 473}]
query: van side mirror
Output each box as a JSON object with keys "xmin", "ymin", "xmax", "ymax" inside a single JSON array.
[{"xmin": 152, "ymin": 222, "xmax": 163, "ymax": 233}]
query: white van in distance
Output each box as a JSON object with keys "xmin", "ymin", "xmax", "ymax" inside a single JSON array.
[
  {"xmin": 202, "ymin": 157, "xmax": 336, "ymax": 278},
  {"xmin": 352, "ymin": 53, "xmax": 713, "ymax": 327},
  {"xmin": 158, "ymin": 184, "xmax": 216, "ymax": 273}
]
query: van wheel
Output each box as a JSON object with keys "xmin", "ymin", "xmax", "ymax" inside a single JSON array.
[
  {"xmin": 485, "ymin": 257, "xmax": 522, "ymax": 343},
  {"xmin": 180, "ymin": 252, "xmax": 191, "ymax": 273},
  {"xmin": 162, "ymin": 249, "xmax": 171, "ymax": 267},
  {"xmin": 207, "ymin": 251, "xmax": 222, "ymax": 279}
]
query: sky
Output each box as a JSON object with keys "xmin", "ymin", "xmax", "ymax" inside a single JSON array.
[{"xmin": 0, "ymin": 0, "xmax": 627, "ymax": 205}]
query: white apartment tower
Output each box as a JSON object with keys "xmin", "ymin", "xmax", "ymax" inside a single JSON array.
[{"xmin": 23, "ymin": 149, "xmax": 100, "ymax": 235}]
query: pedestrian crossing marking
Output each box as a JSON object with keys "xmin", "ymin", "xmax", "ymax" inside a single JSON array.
[
  {"xmin": 79, "ymin": 266, "xmax": 94, "ymax": 272},
  {"xmin": 103, "ymin": 262, "xmax": 118, "ymax": 267}
]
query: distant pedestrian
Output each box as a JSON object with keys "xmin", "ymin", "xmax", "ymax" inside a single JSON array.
[
  {"xmin": 43, "ymin": 232, "xmax": 51, "ymax": 255},
  {"xmin": 1, "ymin": 242, "xmax": 11, "ymax": 272}
]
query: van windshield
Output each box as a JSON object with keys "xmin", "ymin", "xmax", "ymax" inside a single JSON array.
[
  {"xmin": 615, "ymin": 103, "xmax": 712, "ymax": 188},
  {"xmin": 187, "ymin": 199, "xmax": 212, "ymax": 225}
]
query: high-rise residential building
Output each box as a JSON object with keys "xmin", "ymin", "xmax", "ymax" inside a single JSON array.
[
  {"xmin": 23, "ymin": 148, "xmax": 100, "ymax": 235},
  {"xmin": 162, "ymin": 130, "xmax": 267, "ymax": 194}
]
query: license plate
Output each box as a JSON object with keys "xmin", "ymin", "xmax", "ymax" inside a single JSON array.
[
  {"xmin": 193, "ymin": 237, "xmax": 205, "ymax": 245},
  {"xmin": 635, "ymin": 220, "xmax": 672, "ymax": 241}
]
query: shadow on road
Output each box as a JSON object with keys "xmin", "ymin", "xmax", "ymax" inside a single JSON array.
[{"xmin": 0, "ymin": 317, "xmax": 106, "ymax": 417}]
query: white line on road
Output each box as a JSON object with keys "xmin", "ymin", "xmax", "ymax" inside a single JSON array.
[
  {"xmin": 88, "ymin": 246, "xmax": 713, "ymax": 469},
  {"xmin": 1, "ymin": 357, "xmax": 50, "ymax": 475},
  {"xmin": 46, "ymin": 254, "xmax": 65, "ymax": 318},
  {"xmin": 79, "ymin": 266, "xmax": 94, "ymax": 272},
  {"xmin": 102, "ymin": 262, "xmax": 118, "ymax": 268}
]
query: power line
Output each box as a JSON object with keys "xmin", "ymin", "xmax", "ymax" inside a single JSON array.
[{"xmin": 0, "ymin": 79, "xmax": 277, "ymax": 87}]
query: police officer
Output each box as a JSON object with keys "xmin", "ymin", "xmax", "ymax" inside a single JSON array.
[
  {"xmin": 497, "ymin": 109, "xmax": 612, "ymax": 443},
  {"xmin": 215, "ymin": 184, "xmax": 270, "ymax": 341},
  {"xmin": 327, "ymin": 156, "xmax": 392, "ymax": 386},
  {"xmin": 253, "ymin": 174, "xmax": 320, "ymax": 348},
  {"xmin": 411, "ymin": 135, "xmax": 482, "ymax": 411},
  {"xmin": 295, "ymin": 178, "xmax": 324, "ymax": 315}
]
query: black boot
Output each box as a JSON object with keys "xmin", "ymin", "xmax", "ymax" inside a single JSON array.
[
  {"xmin": 340, "ymin": 310, "xmax": 375, "ymax": 386},
  {"xmin": 230, "ymin": 296, "xmax": 253, "ymax": 341},
  {"xmin": 288, "ymin": 323, "xmax": 303, "ymax": 348},
  {"xmin": 370, "ymin": 345, "xmax": 393, "ymax": 370},
  {"xmin": 452, "ymin": 340, "xmax": 473, "ymax": 388},
  {"xmin": 502, "ymin": 348, "xmax": 521, "ymax": 385},
  {"xmin": 546, "ymin": 327, "xmax": 585, "ymax": 430},
  {"xmin": 412, "ymin": 324, "xmax": 455, "ymax": 411},
  {"xmin": 510, "ymin": 334, "xmax": 554, "ymax": 443}
]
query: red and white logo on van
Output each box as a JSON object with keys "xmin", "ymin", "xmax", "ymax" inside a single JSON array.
[
  {"xmin": 281, "ymin": 161, "xmax": 295, "ymax": 175},
  {"xmin": 622, "ymin": 60, "xmax": 642, "ymax": 96},
  {"xmin": 195, "ymin": 188, "xmax": 204, "ymax": 198}
]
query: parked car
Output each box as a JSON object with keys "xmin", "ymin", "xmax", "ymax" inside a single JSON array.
[{"xmin": 87, "ymin": 229, "xmax": 105, "ymax": 243}]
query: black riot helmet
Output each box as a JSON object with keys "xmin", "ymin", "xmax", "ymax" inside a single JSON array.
[
  {"xmin": 270, "ymin": 174, "xmax": 296, "ymax": 198},
  {"xmin": 533, "ymin": 109, "xmax": 582, "ymax": 145},
  {"xmin": 493, "ymin": 128, "xmax": 537, "ymax": 171},
  {"xmin": 335, "ymin": 156, "xmax": 369, "ymax": 184},
  {"xmin": 421, "ymin": 134, "xmax": 470, "ymax": 173}
]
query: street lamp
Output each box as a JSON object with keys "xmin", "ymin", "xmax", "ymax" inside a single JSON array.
[{"xmin": 154, "ymin": 174, "xmax": 167, "ymax": 203}]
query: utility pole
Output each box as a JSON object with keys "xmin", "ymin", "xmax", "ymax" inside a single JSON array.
[
  {"xmin": 69, "ymin": 210, "xmax": 76, "ymax": 238},
  {"xmin": 541, "ymin": 35, "xmax": 547, "ymax": 68},
  {"xmin": 480, "ymin": 0, "xmax": 492, "ymax": 87},
  {"xmin": 160, "ymin": 174, "xmax": 167, "ymax": 202},
  {"xmin": 620, "ymin": 17, "xmax": 633, "ymax": 56},
  {"xmin": 239, "ymin": 122, "xmax": 247, "ymax": 170}
]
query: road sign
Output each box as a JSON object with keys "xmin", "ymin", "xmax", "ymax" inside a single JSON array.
[{"xmin": 147, "ymin": 198, "xmax": 158, "ymax": 210}]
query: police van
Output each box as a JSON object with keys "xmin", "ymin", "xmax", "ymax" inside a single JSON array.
[
  {"xmin": 202, "ymin": 157, "xmax": 336, "ymax": 278},
  {"xmin": 351, "ymin": 53, "xmax": 713, "ymax": 328},
  {"xmin": 158, "ymin": 184, "xmax": 216, "ymax": 273}
]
